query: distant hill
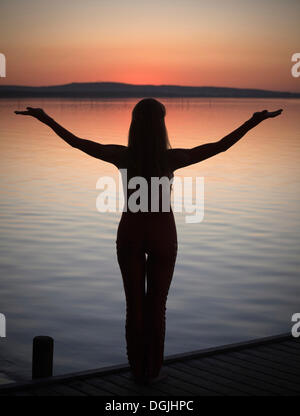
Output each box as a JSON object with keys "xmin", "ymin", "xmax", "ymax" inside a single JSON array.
[{"xmin": 0, "ymin": 82, "xmax": 299, "ymax": 98}]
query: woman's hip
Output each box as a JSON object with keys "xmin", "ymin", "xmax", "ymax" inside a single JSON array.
[{"xmin": 116, "ymin": 211, "xmax": 177, "ymax": 246}]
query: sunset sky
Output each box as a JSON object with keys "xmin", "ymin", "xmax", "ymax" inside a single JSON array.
[{"xmin": 1, "ymin": 0, "xmax": 300, "ymax": 91}]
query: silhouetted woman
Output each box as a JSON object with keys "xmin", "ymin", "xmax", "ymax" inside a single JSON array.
[{"xmin": 15, "ymin": 100, "xmax": 282, "ymax": 385}]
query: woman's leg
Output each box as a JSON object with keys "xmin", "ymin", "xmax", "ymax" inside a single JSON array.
[
  {"xmin": 116, "ymin": 241, "xmax": 147, "ymax": 379},
  {"xmin": 144, "ymin": 241, "xmax": 178, "ymax": 378}
]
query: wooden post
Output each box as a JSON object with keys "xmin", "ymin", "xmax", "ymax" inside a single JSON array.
[{"xmin": 32, "ymin": 336, "xmax": 54, "ymax": 379}]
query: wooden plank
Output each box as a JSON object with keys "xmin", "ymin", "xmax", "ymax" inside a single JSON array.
[
  {"xmin": 154, "ymin": 366, "xmax": 219, "ymax": 396},
  {"xmin": 234, "ymin": 348, "xmax": 300, "ymax": 373},
  {"xmin": 121, "ymin": 371, "xmax": 198, "ymax": 396},
  {"xmin": 162, "ymin": 370, "xmax": 218, "ymax": 396},
  {"xmin": 118, "ymin": 373, "xmax": 168, "ymax": 396},
  {"xmin": 284, "ymin": 340, "xmax": 300, "ymax": 349},
  {"xmin": 166, "ymin": 365, "xmax": 244, "ymax": 396},
  {"xmin": 171, "ymin": 361, "xmax": 261, "ymax": 396},
  {"xmin": 271, "ymin": 343, "xmax": 300, "ymax": 357},
  {"xmin": 257, "ymin": 345, "xmax": 300, "ymax": 365},
  {"xmin": 230, "ymin": 351, "xmax": 300, "ymax": 378},
  {"xmin": 10, "ymin": 390, "xmax": 36, "ymax": 396},
  {"xmin": 46, "ymin": 383, "xmax": 87, "ymax": 396},
  {"xmin": 103, "ymin": 373, "xmax": 165, "ymax": 396},
  {"xmin": 281, "ymin": 338, "xmax": 300, "ymax": 346},
  {"xmin": 280, "ymin": 342, "xmax": 300, "ymax": 353},
  {"xmin": 163, "ymin": 333, "xmax": 291, "ymax": 365},
  {"xmin": 86, "ymin": 376, "xmax": 141, "ymax": 396},
  {"xmin": 262, "ymin": 342, "xmax": 300, "ymax": 357},
  {"xmin": 184, "ymin": 358, "xmax": 280, "ymax": 396},
  {"xmin": 146, "ymin": 372, "xmax": 204, "ymax": 396},
  {"xmin": 67, "ymin": 379, "xmax": 114, "ymax": 396},
  {"xmin": 30, "ymin": 387, "xmax": 61, "ymax": 396},
  {"xmin": 227, "ymin": 351, "xmax": 300, "ymax": 388},
  {"xmin": 195, "ymin": 356, "xmax": 299, "ymax": 396},
  {"xmin": 242, "ymin": 348, "xmax": 300, "ymax": 370}
]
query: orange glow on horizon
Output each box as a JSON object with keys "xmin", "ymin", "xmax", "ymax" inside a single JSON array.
[{"xmin": 1, "ymin": 0, "xmax": 300, "ymax": 92}]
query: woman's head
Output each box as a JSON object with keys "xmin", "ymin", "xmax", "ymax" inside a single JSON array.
[
  {"xmin": 128, "ymin": 98, "xmax": 171, "ymax": 177},
  {"xmin": 132, "ymin": 97, "xmax": 166, "ymax": 122}
]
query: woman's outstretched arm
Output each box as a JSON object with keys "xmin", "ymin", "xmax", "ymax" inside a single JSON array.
[
  {"xmin": 14, "ymin": 107, "xmax": 126, "ymax": 165},
  {"xmin": 168, "ymin": 109, "xmax": 283, "ymax": 171}
]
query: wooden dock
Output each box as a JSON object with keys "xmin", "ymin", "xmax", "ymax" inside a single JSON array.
[{"xmin": 0, "ymin": 333, "xmax": 299, "ymax": 396}]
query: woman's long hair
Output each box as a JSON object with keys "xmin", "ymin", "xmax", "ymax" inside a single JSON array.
[{"xmin": 127, "ymin": 98, "xmax": 171, "ymax": 180}]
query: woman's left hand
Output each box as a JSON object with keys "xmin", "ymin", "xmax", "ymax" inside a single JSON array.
[{"xmin": 15, "ymin": 107, "xmax": 49, "ymax": 122}]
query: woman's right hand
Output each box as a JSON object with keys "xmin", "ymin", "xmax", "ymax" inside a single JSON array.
[
  {"xmin": 252, "ymin": 109, "xmax": 283, "ymax": 122},
  {"xmin": 14, "ymin": 107, "xmax": 49, "ymax": 123}
]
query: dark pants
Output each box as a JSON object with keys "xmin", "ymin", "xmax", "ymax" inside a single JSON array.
[{"xmin": 116, "ymin": 211, "xmax": 178, "ymax": 378}]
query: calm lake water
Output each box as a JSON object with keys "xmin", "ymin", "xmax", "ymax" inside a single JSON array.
[{"xmin": 0, "ymin": 97, "xmax": 299, "ymax": 381}]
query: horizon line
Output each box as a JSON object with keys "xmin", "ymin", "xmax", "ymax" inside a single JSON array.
[{"xmin": 1, "ymin": 81, "xmax": 299, "ymax": 94}]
